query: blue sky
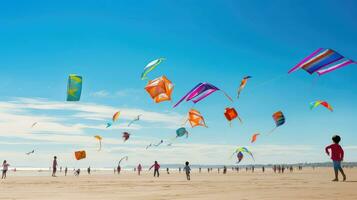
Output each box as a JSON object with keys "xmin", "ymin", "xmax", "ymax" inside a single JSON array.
[{"xmin": 0, "ymin": 0, "xmax": 356, "ymax": 168}]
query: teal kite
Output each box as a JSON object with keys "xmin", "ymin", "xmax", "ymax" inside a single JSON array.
[{"xmin": 67, "ymin": 74, "xmax": 82, "ymax": 101}]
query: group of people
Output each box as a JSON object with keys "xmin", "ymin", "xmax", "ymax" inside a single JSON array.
[{"xmin": 1, "ymin": 135, "xmax": 348, "ymax": 182}]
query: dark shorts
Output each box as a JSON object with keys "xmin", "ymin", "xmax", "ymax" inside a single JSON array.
[
  {"xmin": 333, "ymin": 161, "xmax": 341, "ymax": 170},
  {"xmin": 53, "ymin": 167, "xmax": 57, "ymax": 173}
]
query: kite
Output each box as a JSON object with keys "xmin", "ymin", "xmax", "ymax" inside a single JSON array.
[
  {"xmin": 118, "ymin": 156, "xmax": 128, "ymax": 165},
  {"xmin": 186, "ymin": 109, "xmax": 207, "ymax": 128},
  {"xmin": 176, "ymin": 127, "xmax": 189, "ymax": 138},
  {"xmin": 237, "ymin": 76, "xmax": 252, "ymax": 99},
  {"xmin": 112, "ymin": 111, "xmax": 120, "ymax": 122},
  {"xmin": 233, "ymin": 147, "xmax": 254, "ymax": 163},
  {"xmin": 224, "ymin": 107, "xmax": 242, "ymax": 126},
  {"xmin": 106, "ymin": 122, "xmax": 112, "ymax": 128},
  {"xmin": 310, "ymin": 101, "xmax": 333, "ymax": 112},
  {"xmin": 288, "ymin": 48, "xmax": 355, "ymax": 75},
  {"xmin": 154, "ymin": 140, "xmax": 164, "ymax": 147},
  {"xmin": 269, "ymin": 111, "xmax": 285, "ymax": 134},
  {"xmin": 173, "ymin": 82, "xmax": 233, "ymax": 107},
  {"xmin": 31, "ymin": 122, "xmax": 38, "ymax": 128},
  {"xmin": 26, "ymin": 150, "xmax": 35, "ymax": 155},
  {"xmin": 94, "ymin": 135, "xmax": 102, "ymax": 151},
  {"xmin": 122, "ymin": 132, "xmax": 130, "ymax": 142},
  {"xmin": 251, "ymin": 133, "xmax": 260, "ymax": 143},
  {"xmin": 128, "ymin": 115, "xmax": 142, "ymax": 127},
  {"xmin": 67, "ymin": 74, "xmax": 82, "ymax": 101},
  {"xmin": 146, "ymin": 143, "xmax": 152, "ymax": 149},
  {"xmin": 74, "ymin": 150, "xmax": 86, "ymax": 160},
  {"xmin": 141, "ymin": 58, "xmax": 165, "ymax": 80},
  {"xmin": 145, "ymin": 76, "xmax": 174, "ymax": 103}
]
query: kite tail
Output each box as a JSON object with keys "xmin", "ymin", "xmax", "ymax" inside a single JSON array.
[{"xmin": 267, "ymin": 127, "xmax": 277, "ymax": 135}]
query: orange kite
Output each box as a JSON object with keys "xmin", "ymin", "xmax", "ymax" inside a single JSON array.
[
  {"xmin": 74, "ymin": 150, "xmax": 86, "ymax": 160},
  {"xmin": 187, "ymin": 109, "xmax": 207, "ymax": 128},
  {"xmin": 145, "ymin": 76, "xmax": 174, "ymax": 103},
  {"xmin": 251, "ymin": 133, "xmax": 260, "ymax": 143}
]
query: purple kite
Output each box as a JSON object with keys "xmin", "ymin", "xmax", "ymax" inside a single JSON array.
[
  {"xmin": 288, "ymin": 48, "xmax": 355, "ymax": 75},
  {"xmin": 173, "ymin": 82, "xmax": 233, "ymax": 107}
]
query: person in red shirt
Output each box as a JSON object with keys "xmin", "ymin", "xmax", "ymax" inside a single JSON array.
[
  {"xmin": 325, "ymin": 135, "xmax": 346, "ymax": 181},
  {"xmin": 149, "ymin": 161, "xmax": 160, "ymax": 177}
]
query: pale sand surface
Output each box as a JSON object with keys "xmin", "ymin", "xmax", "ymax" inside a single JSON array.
[{"xmin": 1, "ymin": 168, "xmax": 357, "ymax": 200}]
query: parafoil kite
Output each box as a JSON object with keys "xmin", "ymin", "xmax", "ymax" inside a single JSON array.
[
  {"xmin": 112, "ymin": 111, "xmax": 120, "ymax": 122},
  {"xmin": 233, "ymin": 147, "xmax": 254, "ymax": 163},
  {"xmin": 173, "ymin": 82, "xmax": 233, "ymax": 107},
  {"xmin": 251, "ymin": 133, "xmax": 260, "ymax": 143},
  {"xmin": 67, "ymin": 74, "xmax": 82, "ymax": 101},
  {"xmin": 237, "ymin": 76, "xmax": 252, "ymax": 99},
  {"xmin": 122, "ymin": 132, "xmax": 130, "ymax": 142},
  {"xmin": 128, "ymin": 115, "xmax": 142, "ymax": 127},
  {"xmin": 141, "ymin": 58, "xmax": 165, "ymax": 80},
  {"xmin": 186, "ymin": 109, "xmax": 207, "ymax": 128},
  {"xmin": 118, "ymin": 156, "xmax": 128, "ymax": 165},
  {"xmin": 94, "ymin": 135, "xmax": 102, "ymax": 151},
  {"xmin": 269, "ymin": 111, "xmax": 285, "ymax": 134},
  {"xmin": 176, "ymin": 127, "xmax": 189, "ymax": 138},
  {"xmin": 224, "ymin": 107, "xmax": 242, "ymax": 126},
  {"xmin": 145, "ymin": 76, "xmax": 174, "ymax": 103},
  {"xmin": 75, "ymin": 150, "xmax": 86, "ymax": 160},
  {"xmin": 288, "ymin": 48, "xmax": 355, "ymax": 75},
  {"xmin": 310, "ymin": 101, "xmax": 333, "ymax": 112}
]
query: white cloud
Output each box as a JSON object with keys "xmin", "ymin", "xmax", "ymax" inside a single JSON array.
[{"xmin": 90, "ymin": 90, "xmax": 109, "ymax": 97}]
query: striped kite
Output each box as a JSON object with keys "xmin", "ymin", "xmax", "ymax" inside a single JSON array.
[
  {"xmin": 288, "ymin": 48, "xmax": 355, "ymax": 75},
  {"xmin": 67, "ymin": 74, "xmax": 82, "ymax": 101},
  {"xmin": 269, "ymin": 111, "xmax": 285, "ymax": 134},
  {"xmin": 237, "ymin": 76, "xmax": 252, "ymax": 99},
  {"xmin": 141, "ymin": 58, "xmax": 165, "ymax": 80},
  {"xmin": 233, "ymin": 147, "xmax": 254, "ymax": 163},
  {"xmin": 310, "ymin": 101, "xmax": 333, "ymax": 112},
  {"xmin": 173, "ymin": 82, "xmax": 233, "ymax": 107}
]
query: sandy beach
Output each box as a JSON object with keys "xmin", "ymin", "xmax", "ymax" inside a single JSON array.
[{"xmin": 1, "ymin": 167, "xmax": 357, "ymax": 200}]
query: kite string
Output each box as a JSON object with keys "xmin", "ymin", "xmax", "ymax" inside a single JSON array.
[{"xmin": 249, "ymin": 74, "xmax": 289, "ymax": 91}]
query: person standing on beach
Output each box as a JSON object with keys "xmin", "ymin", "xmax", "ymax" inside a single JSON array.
[
  {"xmin": 87, "ymin": 166, "xmax": 91, "ymax": 175},
  {"xmin": 325, "ymin": 135, "xmax": 347, "ymax": 181},
  {"xmin": 52, "ymin": 156, "xmax": 58, "ymax": 177},
  {"xmin": 149, "ymin": 161, "xmax": 160, "ymax": 177},
  {"xmin": 117, "ymin": 165, "xmax": 121, "ymax": 174},
  {"xmin": 65, "ymin": 167, "xmax": 68, "ymax": 176},
  {"xmin": 137, "ymin": 164, "xmax": 142, "ymax": 175},
  {"xmin": 166, "ymin": 168, "xmax": 170, "ymax": 174},
  {"xmin": 184, "ymin": 161, "xmax": 191, "ymax": 180},
  {"xmin": 2, "ymin": 160, "xmax": 10, "ymax": 179}
]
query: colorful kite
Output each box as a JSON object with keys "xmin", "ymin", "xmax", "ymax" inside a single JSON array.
[
  {"xmin": 176, "ymin": 127, "xmax": 189, "ymax": 138},
  {"xmin": 141, "ymin": 58, "xmax": 165, "ymax": 80},
  {"xmin": 224, "ymin": 107, "xmax": 242, "ymax": 126},
  {"xmin": 288, "ymin": 48, "xmax": 355, "ymax": 75},
  {"xmin": 269, "ymin": 111, "xmax": 285, "ymax": 134},
  {"xmin": 67, "ymin": 74, "xmax": 82, "ymax": 101},
  {"xmin": 94, "ymin": 135, "xmax": 102, "ymax": 151},
  {"xmin": 186, "ymin": 109, "xmax": 207, "ymax": 128},
  {"xmin": 112, "ymin": 111, "xmax": 120, "ymax": 122},
  {"xmin": 128, "ymin": 115, "xmax": 142, "ymax": 127},
  {"xmin": 173, "ymin": 82, "xmax": 233, "ymax": 107},
  {"xmin": 233, "ymin": 147, "xmax": 254, "ymax": 163},
  {"xmin": 74, "ymin": 150, "xmax": 86, "ymax": 160},
  {"xmin": 118, "ymin": 156, "xmax": 128, "ymax": 165},
  {"xmin": 251, "ymin": 133, "xmax": 260, "ymax": 143},
  {"xmin": 310, "ymin": 101, "xmax": 333, "ymax": 112},
  {"xmin": 145, "ymin": 76, "xmax": 174, "ymax": 103},
  {"xmin": 237, "ymin": 76, "xmax": 252, "ymax": 99},
  {"xmin": 122, "ymin": 132, "xmax": 130, "ymax": 142}
]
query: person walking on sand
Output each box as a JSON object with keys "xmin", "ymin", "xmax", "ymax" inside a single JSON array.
[
  {"xmin": 166, "ymin": 168, "xmax": 170, "ymax": 174},
  {"xmin": 52, "ymin": 156, "xmax": 58, "ymax": 177},
  {"xmin": 117, "ymin": 165, "xmax": 121, "ymax": 174},
  {"xmin": 149, "ymin": 161, "xmax": 160, "ymax": 177},
  {"xmin": 325, "ymin": 135, "xmax": 347, "ymax": 181},
  {"xmin": 2, "ymin": 160, "xmax": 10, "ymax": 179},
  {"xmin": 137, "ymin": 164, "xmax": 142, "ymax": 175},
  {"xmin": 184, "ymin": 161, "xmax": 191, "ymax": 180},
  {"xmin": 87, "ymin": 166, "xmax": 91, "ymax": 175},
  {"xmin": 65, "ymin": 167, "xmax": 68, "ymax": 176}
]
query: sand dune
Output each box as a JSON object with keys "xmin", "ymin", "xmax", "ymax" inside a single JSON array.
[{"xmin": 0, "ymin": 168, "xmax": 356, "ymax": 200}]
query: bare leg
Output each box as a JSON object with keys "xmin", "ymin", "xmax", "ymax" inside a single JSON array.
[
  {"xmin": 339, "ymin": 167, "xmax": 346, "ymax": 181},
  {"xmin": 332, "ymin": 168, "xmax": 338, "ymax": 181}
]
